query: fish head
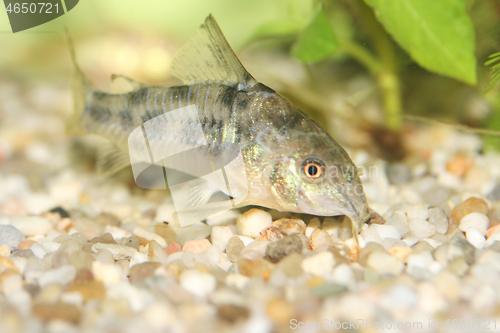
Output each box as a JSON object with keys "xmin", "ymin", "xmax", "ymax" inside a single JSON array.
[{"xmin": 268, "ymin": 126, "xmax": 370, "ymax": 226}]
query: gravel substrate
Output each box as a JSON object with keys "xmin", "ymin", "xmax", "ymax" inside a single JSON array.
[{"xmin": 1, "ymin": 81, "xmax": 500, "ymax": 333}]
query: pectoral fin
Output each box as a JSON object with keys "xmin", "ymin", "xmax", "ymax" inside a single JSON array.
[
  {"xmin": 170, "ymin": 14, "xmax": 257, "ymax": 89},
  {"xmin": 96, "ymin": 141, "xmax": 131, "ymax": 177}
]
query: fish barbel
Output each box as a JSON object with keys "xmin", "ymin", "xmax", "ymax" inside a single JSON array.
[{"xmin": 67, "ymin": 15, "xmax": 370, "ymax": 233}]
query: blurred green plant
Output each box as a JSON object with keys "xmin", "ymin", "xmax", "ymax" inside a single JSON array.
[
  {"xmin": 485, "ymin": 52, "xmax": 500, "ymax": 92},
  {"xmin": 253, "ymin": 0, "xmax": 479, "ymax": 131}
]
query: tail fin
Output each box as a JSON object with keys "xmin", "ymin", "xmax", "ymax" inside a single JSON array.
[{"xmin": 65, "ymin": 27, "xmax": 95, "ymax": 136}]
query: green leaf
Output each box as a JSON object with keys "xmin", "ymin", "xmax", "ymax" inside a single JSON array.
[
  {"xmin": 250, "ymin": 21, "xmax": 303, "ymax": 40},
  {"xmin": 363, "ymin": 0, "xmax": 477, "ymax": 85},
  {"xmin": 485, "ymin": 52, "xmax": 500, "ymax": 92},
  {"xmin": 292, "ymin": 8, "xmax": 338, "ymax": 63}
]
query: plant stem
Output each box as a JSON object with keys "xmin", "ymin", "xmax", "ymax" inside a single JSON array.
[{"xmin": 357, "ymin": 0, "xmax": 403, "ymax": 131}]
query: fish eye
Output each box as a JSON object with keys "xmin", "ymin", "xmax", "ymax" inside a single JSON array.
[{"xmin": 301, "ymin": 158, "xmax": 325, "ymax": 180}]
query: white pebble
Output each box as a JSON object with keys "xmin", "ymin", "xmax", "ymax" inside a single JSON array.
[
  {"xmin": 305, "ymin": 218, "xmax": 321, "ymax": 238},
  {"xmin": 406, "ymin": 203, "xmax": 429, "ymax": 220},
  {"xmin": 373, "ymin": 225, "xmax": 401, "ymax": 240},
  {"xmin": 301, "ymin": 251, "xmax": 334, "ymax": 277},
  {"xmin": 236, "ymin": 235, "xmax": 255, "ymax": 247},
  {"xmin": 8, "ymin": 216, "xmax": 53, "ymax": 236},
  {"xmin": 459, "ymin": 213, "xmax": 489, "ymax": 236},
  {"xmin": 104, "ymin": 225, "xmax": 132, "ymax": 239},
  {"xmin": 92, "ymin": 261, "xmax": 126, "ymax": 285},
  {"xmin": 91, "ymin": 243, "xmax": 138, "ymax": 260},
  {"xmin": 408, "ymin": 219, "xmax": 436, "ymax": 240},
  {"xmin": 226, "ymin": 273, "xmax": 250, "ymax": 290},
  {"xmin": 41, "ymin": 241, "xmax": 61, "ymax": 253},
  {"xmin": 129, "ymin": 252, "xmax": 149, "ymax": 268},
  {"xmin": 360, "ymin": 225, "xmax": 383, "ymax": 244},
  {"xmin": 132, "ymin": 227, "xmax": 167, "ymax": 248},
  {"xmin": 466, "ymin": 228, "xmax": 486, "ymax": 249},
  {"xmin": 203, "ymin": 245, "xmax": 232, "ymax": 272},
  {"xmin": 322, "ymin": 217, "xmax": 341, "ymax": 237},
  {"xmin": 367, "ymin": 252, "xmax": 403, "ymax": 276},
  {"xmin": 0, "ymin": 225, "xmax": 25, "ymax": 250},
  {"xmin": 38, "ymin": 265, "xmax": 76, "ymax": 288},
  {"xmin": 180, "ymin": 269, "xmax": 216, "ymax": 297},
  {"xmin": 331, "ymin": 264, "xmax": 354, "ymax": 287},
  {"xmin": 402, "ymin": 237, "xmax": 420, "ymax": 247},
  {"xmin": 386, "ymin": 212, "xmax": 410, "ymax": 237},
  {"xmin": 29, "ymin": 243, "xmax": 46, "ymax": 259},
  {"xmin": 211, "ymin": 226, "xmax": 234, "ymax": 252},
  {"xmin": 236, "ymin": 209, "xmax": 272, "ymax": 237}
]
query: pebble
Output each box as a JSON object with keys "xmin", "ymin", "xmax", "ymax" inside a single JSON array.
[
  {"xmin": 119, "ymin": 236, "xmax": 140, "ymax": 250},
  {"xmin": 0, "ymin": 225, "xmax": 25, "ymax": 250},
  {"xmin": 273, "ymin": 217, "xmax": 306, "ymax": 236},
  {"xmin": 182, "ymin": 239, "xmax": 212, "ymax": 253},
  {"xmin": 165, "ymin": 242, "xmax": 181, "ymax": 254},
  {"xmin": 179, "ymin": 269, "xmax": 216, "ymax": 297},
  {"xmin": 466, "ymin": 228, "xmax": 486, "ymax": 249},
  {"xmin": 459, "ymin": 212, "xmax": 489, "ymax": 236},
  {"xmin": 211, "ymin": 226, "xmax": 234, "ymax": 252},
  {"xmin": 277, "ymin": 253, "xmax": 303, "ymax": 277},
  {"xmin": 38, "ymin": 265, "xmax": 77, "ymax": 288},
  {"xmin": 129, "ymin": 252, "xmax": 149, "ymax": 267},
  {"xmin": 176, "ymin": 222, "xmax": 211, "ymax": 246},
  {"xmin": 236, "ymin": 209, "xmax": 273, "ymax": 237},
  {"xmin": 225, "ymin": 273, "xmax": 249, "ymax": 290},
  {"xmin": 256, "ymin": 226, "xmax": 284, "ymax": 241},
  {"xmin": 322, "ymin": 217, "xmax": 342, "ymax": 237},
  {"xmin": 407, "ymin": 203, "xmax": 429, "ymax": 220},
  {"xmin": 29, "ymin": 243, "xmax": 46, "ymax": 259},
  {"xmin": 387, "ymin": 162, "xmax": 411, "ymax": 184},
  {"xmin": 0, "ymin": 243, "xmax": 9, "ymax": 257},
  {"xmin": 148, "ymin": 240, "xmax": 168, "ymax": 264},
  {"xmin": 451, "ymin": 197, "xmax": 489, "ymax": 224},
  {"xmin": 385, "ymin": 211, "xmax": 410, "ymax": 237},
  {"xmin": 129, "ymin": 262, "xmax": 161, "ymax": 284},
  {"xmin": 73, "ymin": 218, "xmax": 105, "ymax": 240},
  {"xmin": 408, "ymin": 219, "xmax": 436, "ymax": 240},
  {"xmin": 301, "ymin": 251, "xmax": 334, "ymax": 277},
  {"xmin": 309, "ymin": 229, "xmax": 334, "ymax": 250},
  {"xmin": 226, "ymin": 237, "xmax": 244, "ymax": 262},
  {"xmin": 132, "ymin": 226, "xmax": 167, "ymax": 248},
  {"xmin": 8, "ymin": 216, "xmax": 53, "ymax": 236},
  {"xmin": 366, "ymin": 251, "xmax": 404, "ymax": 276},
  {"xmin": 265, "ymin": 235, "xmax": 303, "ymax": 263},
  {"xmin": 305, "ymin": 217, "xmax": 321, "ymax": 238},
  {"xmin": 92, "ymin": 261, "xmax": 125, "ymax": 285},
  {"xmin": 91, "ymin": 243, "xmax": 138, "ymax": 260},
  {"xmin": 373, "ymin": 224, "xmax": 401, "ymax": 240},
  {"xmin": 90, "ymin": 233, "xmax": 116, "ymax": 244}
]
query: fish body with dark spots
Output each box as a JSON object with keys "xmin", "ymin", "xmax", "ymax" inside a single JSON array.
[{"xmin": 66, "ymin": 15, "xmax": 370, "ymax": 232}]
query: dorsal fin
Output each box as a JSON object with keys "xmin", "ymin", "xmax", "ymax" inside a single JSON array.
[
  {"xmin": 110, "ymin": 74, "xmax": 146, "ymax": 93},
  {"xmin": 170, "ymin": 14, "xmax": 257, "ymax": 90}
]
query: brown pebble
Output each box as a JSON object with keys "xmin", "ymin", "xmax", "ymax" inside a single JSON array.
[
  {"xmin": 69, "ymin": 281, "xmax": 106, "ymax": 301},
  {"xmin": 33, "ymin": 303, "xmax": 80, "ymax": 324},
  {"xmin": 265, "ymin": 235, "xmax": 303, "ymax": 263},
  {"xmin": 238, "ymin": 258, "xmax": 273, "ymax": 278},
  {"xmin": 273, "ymin": 217, "xmax": 306, "ymax": 235},
  {"xmin": 367, "ymin": 211, "xmax": 386, "ymax": 225},
  {"xmin": 165, "ymin": 242, "xmax": 181, "ymax": 254},
  {"xmin": 446, "ymin": 154, "xmax": 473, "ymax": 177},
  {"xmin": 451, "ymin": 197, "xmax": 489, "ymax": 224},
  {"xmin": 266, "ymin": 298, "xmax": 294, "ymax": 324},
  {"xmin": 56, "ymin": 218, "xmax": 74, "ymax": 233},
  {"xmin": 138, "ymin": 237, "xmax": 149, "ymax": 247},
  {"xmin": 256, "ymin": 226, "xmax": 284, "ymax": 241},
  {"xmin": 129, "ymin": 262, "xmax": 161, "ymax": 284},
  {"xmin": 218, "ymin": 304, "xmax": 250, "ymax": 323},
  {"xmin": 0, "ymin": 257, "xmax": 19, "ymax": 274},
  {"xmin": 154, "ymin": 223, "xmax": 177, "ymax": 244},
  {"xmin": 90, "ymin": 233, "xmax": 116, "ymax": 245},
  {"xmin": 18, "ymin": 240, "xmax": 36, "ymax": 251},
  {"xmin": 72, "ymin": 268, "xmax": 94, "ymax": 285}
]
